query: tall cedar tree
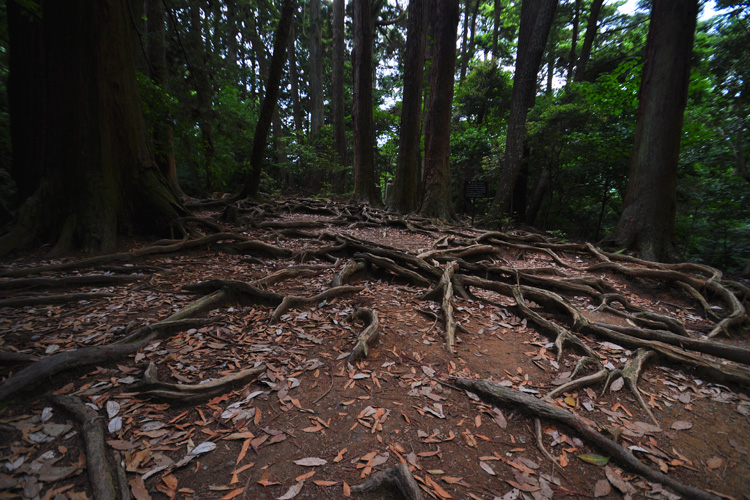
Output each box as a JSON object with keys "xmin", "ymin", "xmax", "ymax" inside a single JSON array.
[
  {"xmin": 238, "ymin": 0, "xmax": 296, "ymax": 199},
  {"xmin": 420, "ymin": 0, "xmax": 460, "ymax": 220},
  {"xmin": 486, "ymin": 0, "xmax": 558, "ymax": 223},
  {"xmin": 352, "ymin": 0, "xmax": 381, "ymax": 204},
  {"xmin": 1, "ymin": 0, "xmax": 186, "ymax": 255},
  {"xmin": 388, "ymin": 0, "xmax": 427, "ymax": 214},
  {"xmin": 332, "ymin": 0, "xmax": 347, "ymax": 172},
  {"xmin": 309, "ymin": 0, "xmax": 324, "ymax": 138},
  {"xmin": 604, "ymin": 0, "xmax": 698, "ymax": 262},
  {"xmin": 574, "ymin": 0, "xmax": 603, "ymax": 81}
]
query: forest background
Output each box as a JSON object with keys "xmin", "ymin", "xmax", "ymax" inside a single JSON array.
[{"xmin": 0, "ymin": 0, "xmax": 747, "ymax": 272}]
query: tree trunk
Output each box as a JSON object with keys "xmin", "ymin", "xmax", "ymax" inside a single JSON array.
[
  {"xmin": 485, "ymin": 0, "xmax": 558, "ymax": 223},
  {"xmin": 288, "ymin": 19, "xmax": 304, "ymax": 133},
  {"xmin": 567, "ymin": 0, "xmax": 581, "ymax": 83},
  {"xmin": 332, "ymin": 0, "xmax": 347, "ymax": 177},
  {"xmin": 420, "ymin": 0, "xmax": 459, "ymax": 220},
  {"xmin": 389, "ymin": 0, "xmax": 427, "ymax": 214},
  {"xmin": 1, "ymin": 0, "xmax": 186, "ymax": 256},
  {"xmin": 146, "ymin": 0, "xmax": 182, "ymax": 198},
  {"xmin": 7, "ymin": 0, "xmax": 45, "ymax": 202},
  {"xmin": 574, "ymin": 0, "xmax": 603, "ymax": 82},
  {"xmin": 604, "ymin": 0, "xmax": 698, "ymax": 262},
  {"xmin": 188, "ymin": 3, "xmax": 216, "ymax": 192},
  {"xmin": 352, "ymin": 0, "xmax": 381, "ymax": 205},
  {"xmin": 467, "ymin": 0, "xmax": 480, "ymax": 71},
  {"xmin": 492, "ymin": 0, "xmax": 502, "ymax": 59},
  {"xmin": 238, "ymin": 0, "xmax": 295, "ymax": 200},
  {"xmin": 458, "ymin": 0, "xmax": 470, "ymax": 83},
  {"xmin": 309, "ymin": 0, "xmax": 324, "ymax": 139}
]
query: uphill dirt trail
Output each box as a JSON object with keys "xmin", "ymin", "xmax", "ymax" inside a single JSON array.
[{"xmin": 0, "ymin": 198, "xmax": 748, "ymax": 500}]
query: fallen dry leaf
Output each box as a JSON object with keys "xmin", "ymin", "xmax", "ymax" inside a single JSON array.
[
  {"xmin": 594, "ymin": 478, "xmax": 611, "ymax": 497},
  {"xmin": 277, "ymin": 481, "xmax": 304, "ymax": 500},
  {"xmin": 220, "ymin": 488, "xmax": 244, "ymax": 500},
  {"xmin": 294, "ymin": 457, "xmax": 327, "ymax": 467},
  {"xmin": 313, "ymin": 480, "xmax": 338, "ymax": 486},
  {"xmin": 706, "ymin": 456, "xmax": 723, "ymax": 469}
]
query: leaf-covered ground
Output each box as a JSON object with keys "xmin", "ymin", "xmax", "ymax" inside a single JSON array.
[{"xmin": 0, "ymin": 199, "xmax": 748, "ymax": 500}]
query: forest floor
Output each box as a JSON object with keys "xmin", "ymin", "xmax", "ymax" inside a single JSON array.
[{"xmin": 0, "ymin": 198, "xmax": 748, "ymax": 500}]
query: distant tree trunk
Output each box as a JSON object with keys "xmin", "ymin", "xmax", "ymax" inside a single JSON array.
[
  {"xmin": 352, "ymin": 0, "xmax": 381, "ymax": 204},
  {"xmin": 288, "ymin": 20, "xmax": 304, "ymax": 132},
  {"xmin": 492, "ymin": 0, "xmax": 502, "ymax": 59},
  {"xmin": 546, "ymin": 54, "xmax": 554, "ymax": 93},
  {"xmin": 188, "ymin": 3, "xmax": 216, "ymax": 192},
  {"xmin": 225, "ymin": 1, "xmax": 239, "ymax": 69},
  {"xmin": 604, "ymin": 0, "xmax": 698, "ymax": 262},
  {"xmin": 420, "ymin": 0, "xmax": 459, "ymax": 220},
  {"xmin": 389, "ymin": 0, "xmax": 427, "ymax": 214},
  {"xmin": 332, "ymin": 0, "xmax": 347, "ymax": 175},
  {"xmin": 7, "ymin": 0, "xmax": 45, "ymax": 202},
  {"xmin": 309, "ymin": 0, "xmax": 324, "ymax": 139},
  {"xmin": 146, "ymin": 0, "xmax": 182, "ymax": 198},
  {"xmin": 459, "ymin": 0, "xmax": 470, "ymax": 83},
  {"xmin": 567, "ymin": 0, "xmax": 581, "ymax": 83},
  {"xmin": 238, "ymin": 0, "xmax": 295, "ymax": 199},
  {"xmin": 1, "ymin": 0, "xmax": 186, "ymax": 255},
  {"xmin": 486, "ymin": 0, "xmax": 558, "ymax": 223},
  {"xmin": 574, "ymin": 0, "xmax": 603, "ymax": 82},
  {"xmin": 467, "ymin": 0, "xmax": 480, "ymax": 68}
]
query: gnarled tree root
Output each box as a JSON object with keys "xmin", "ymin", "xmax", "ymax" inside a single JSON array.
[
  {"xmin": 422, "ymin": 262, "xmax": 458, "ymax": 352},
  {"xmin": 135, "ymin": 361, "xmax": 265, "ymax": 403},
  {"xmin": 51, "ymin": 394, "xmax": 130, "ymax": 500},
  {"xmin": 348, "ymin": 309, "xmax": 380, "ymax": 364},
  {"xmin": 602, "ymin": 348, "xmax": 659, "ymax": 425},
  {"xmin": 454, "ymin": 377, "xmax": 721, "ymax": 500},
  {"xmin": 350, "ymin": 462, "xmax": 424, "ymax": 500}
]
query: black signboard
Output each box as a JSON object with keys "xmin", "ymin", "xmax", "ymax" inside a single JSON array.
[{"xmin": 464, "ymin": 180, "xmax": 488, "ymax": 198}]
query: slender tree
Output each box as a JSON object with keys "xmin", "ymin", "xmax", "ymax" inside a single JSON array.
[
  {"xmin": 1, "ymin": 0, "xmax": 186, "ymax": 255},
  {"xmin": 604, "ymin": 0, "xmax": 698, "ymax": 261},
  {"xmin": 486, "ymin": 0, "xmax": 558, "ymax": 223},
  {"xmin": 420, "ymin": 0, "xmax": 460, "ymax": 220},
  {"xmin": 309, "ymin": 0, "xmax": 324, "ymax": 138},
  {"xmin": 574, "ymin": 0, "xmax": 603, "ymax": 82},
  {"xmin": 352, "ymin": 0, "xmax": 381, "ymax": 204},
  {"xmin": 389, "ymin": 0, "xmax": 427, "ymax": 214},
  {"xmin": 492, "ymin": 0, "xmax": 502, "ymax": 59},
  {"xmin": 332, "ymin": 0, "xmax": 347, "ymax": 172},
  {"xmin": 238, "ymin": 0, "xmax": 296, "ymax": 199}
]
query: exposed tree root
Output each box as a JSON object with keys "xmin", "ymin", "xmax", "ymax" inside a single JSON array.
[
  {"xmin": 51, "ymin": 394, "xmax": 129, "ymax": 500},
  {"xmin": 354, "ymin": 252, "xmax": 431, "ymax": 287},
  {"xmin": 0, "ymin": 292, "xmax": 117, "ymax": 308},
  {"xmin": 454, "ymin": 377, "xmax": 721, "ymax": 500},
  {"xmin": 331, "ymin": 259, "xmax": 367, "ymax": 287},
  {"xmin": 422, "ymin": 262, "xmax": 459, "ymax": 352},
  {"xmin": 0, "ymin": 274, "xmax": 145, "ymax": 291},
  {"xmin": 136, "ymin": 361, "xmax": 265, "ymax": 403},
  {"xmin": 348, "ymin": 308, "xmax": 380, "ymax": 364},
  {"xmin": 0, "ymin": 232, "xmax": 249, "ymax": 278},
  {"xmin": 602, "ymin": 348, "xmax": 659, "ymax": 425},
  {"xmin": 350, "ymin": 462, "xmax": 424, "ymax": 500},
  {"xmin": 271, "ymin": 285, "xmax": 364, "ymax": 322},
  {"xmin": 252, "ymin": 264, "xmax": 333, "ymax": 288}
]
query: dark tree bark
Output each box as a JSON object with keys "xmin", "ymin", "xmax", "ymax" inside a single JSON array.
[
  {"xmin": 332, "ymin": 0, "xmax": 347, "ymax": 173},
  {"xmin": 486, "ymin": 0, "xmax": 558, "ymax": 223},
  {"xmin": 420, "ymin": 0, "xmax": 459, "ymax": 220},
  {"xmin": 7, "ymin": 0, "xmax": 45, "ymax": 202},
  {"xmin": 352, "ymin": 0, "xmax": 381, "ymax": 205},
  {"xmin": 604, "ymin": 0, "xmax": 698, "ymax": 262},
  {"xmin": 146, "ymin": 0, "xmax": 182, "ymax": 198},
  {"xmin": 288, "ymin": 19, "xmax": 304, "ymax": 132},
  {"xmin": 309, "ymin": 0, "xmax": 324, "ymax": 139},
  {"xmin": 388, "ymin": 0, "xmax": 427, "ymax": 214},
  {"xmin": 567, "ymin": 0, "xmax": 581, "ymax": 83},
  {"xmin": 458, "ymin": 0, "xmax": 471, "ymax": 83},
  {"xmin": 1, "ymin": 0, "xmax": 186, "ymax": 255},
  {"xmin": 574, "ymin": 0, "xmax": 603, "ymax": 82},
  {"xmin": 237, "ymin": 0, "xmax": 296, "ymax": 199},
  {"xmin": 187, "ymin": 3, "xmax": 216, "ymax": 192},
  {"xmin": 492, "ymin": 0, "xmax": 502, "ymax": 59}
]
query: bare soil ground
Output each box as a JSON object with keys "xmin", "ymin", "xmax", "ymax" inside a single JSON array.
[{"xmin": 0, "ymin": 199, "xmax": 748, "ymax": 500}]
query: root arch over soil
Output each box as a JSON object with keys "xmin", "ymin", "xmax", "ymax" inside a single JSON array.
[{"xmin": 0, "ymin": 198, "xmax": 748, "ymax": 500}]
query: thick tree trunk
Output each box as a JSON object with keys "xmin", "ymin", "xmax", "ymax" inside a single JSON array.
[
  {"xmin": 389, "ymin": 0, "xmax": 427, "ymax": 214},
  {"xmin": 309, "ymin": 0, "xmax": 324, "ymax": 139},
  {"xmin": 420, "ymin": 0, "xmax": 459, "ymax": 220},
  {"xmin": 486, "ymin": 0, "xmax": 558, "ymax": 223},
  {"xmin": 567, "ymin": 0, "xmax": 581, "ymax": 83},
  {"xmin": 352, "ymin": 0, "xmax": 381, "ymax": 205},
  {"xmin": 238, "ymin": 0, "xmax": 295, "ymax": 199},
  {"xmin": 604, "ymin": 0, "xmax": 698, "ymax": 262},
  {"xmin": 1, "ymin": 0, "xmax": 186, "ymax": 256},
  {"xmin": 574, "ymin": 0, "xmax": 603, "ymax": 82},
  {"xmin": 332, "ymin": 0, "xmax": 348, "ymax": 180},
  {"xmin": 7, "ymin": 0, "xmax": 45, "ymax": 202},
  {"xmin": 146, "ymin": 0, "xmax": 182, "ymax": 198}
]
